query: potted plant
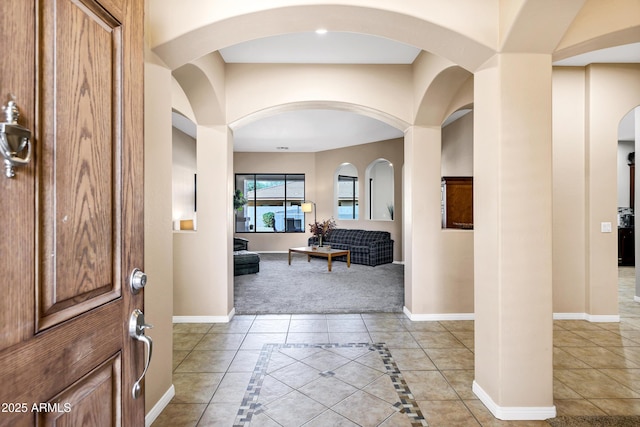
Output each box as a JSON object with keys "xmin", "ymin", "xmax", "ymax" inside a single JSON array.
[
  {"xmin": 234, "ymin": 190, "xmax": 247, "ymax": 211},
  {"xmin": 309, "ymin": 218, "xmax": 336, "ymax": 247}
]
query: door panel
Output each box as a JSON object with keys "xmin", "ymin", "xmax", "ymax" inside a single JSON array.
[
  {"xmin": 0, "ymin": 0, "xmax": 144, "ymax": 425},
  {"xmin": 38, "ymin": 0, "xmax": 123, "ymax": 330}
]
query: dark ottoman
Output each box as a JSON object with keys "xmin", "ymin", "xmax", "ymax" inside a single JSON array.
[{"xmin": 234, "ymin": 250, "xmax": 260, "ymax": 276}]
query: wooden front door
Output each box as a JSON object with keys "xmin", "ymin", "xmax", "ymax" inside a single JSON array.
[{"xmin": 0, "ymin": 0, "xmax": 145, "ymax": 426}]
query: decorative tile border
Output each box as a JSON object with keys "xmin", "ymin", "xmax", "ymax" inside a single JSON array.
[{"xmin": 234, "ymin": 342, "xmax": 427, "ymax": 426}]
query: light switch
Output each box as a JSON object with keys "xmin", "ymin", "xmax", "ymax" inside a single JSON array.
[{"xmin": 601, "ymin": 222, "xmax": 612, "ymax": 233}]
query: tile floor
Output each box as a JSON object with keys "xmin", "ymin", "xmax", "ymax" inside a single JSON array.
[{"xmin": 153, "ymin": 267, "xmax": 640, "ymax": 426}]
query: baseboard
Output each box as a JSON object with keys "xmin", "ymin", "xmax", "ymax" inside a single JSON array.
[
  {"xmin": 472, "ymin": 381, "xmax": 556, "ymax": 420},
  {"xmin": 403, "ymin": 306, "xmax": 474, "ymax": 321},
  {"xmin": 173, "ymin": 308, "xmax": 235, "ymax": 323},
  {"xmin": 393, "ymin": 260, "xmax": 405, "ymax": 265},
  {"xmin": 553, "ymin": 312, "xmax": 620, "ymax": 323},
  {"xmin": 145, "ymin": 384, "xmax": 175, "ymax": 427}
]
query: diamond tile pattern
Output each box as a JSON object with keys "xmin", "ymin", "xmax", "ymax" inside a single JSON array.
[{"xmin": 153, "ymin": 267, "xmax": 640, "ymax": 426}]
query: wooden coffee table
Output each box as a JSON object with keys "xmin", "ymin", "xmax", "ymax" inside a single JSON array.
[{"xmin": 288, "ymin": 246, "xmax": 351, "ymax": 272}]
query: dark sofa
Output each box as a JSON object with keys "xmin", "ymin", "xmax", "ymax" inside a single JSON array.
[
  {"xmin": 234, "ymin": 237, "xmax": 259, "ymax": 276},
  {"xmin": 308, "ymin": 229, "xmax": 394, "ymax": 266}
]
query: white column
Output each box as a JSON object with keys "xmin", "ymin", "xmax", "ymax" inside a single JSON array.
[
  {"xmin": 173, "ymin": 125, "xmax": 234, "ymax": 318},
  {"xmin": 403, "ymin": 126, "xmax": 442, "ymax": 316},
  {"xmin": 473, "ymin": 53, "xmax": 555, "ymax": 419}
]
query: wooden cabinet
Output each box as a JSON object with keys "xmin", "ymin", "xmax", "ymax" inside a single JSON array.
[{"xmin": 441, "ymin": 177, "xmax": 473, "ymax": 229}]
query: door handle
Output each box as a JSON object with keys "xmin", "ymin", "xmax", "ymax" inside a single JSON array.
[{"xmin": 129, "ymin": 309, "xmax": 153, "ymax": 399}]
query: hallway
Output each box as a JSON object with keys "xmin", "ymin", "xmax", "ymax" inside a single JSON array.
[{"xmin": 152, "ymin": 267, "xmax": 640, "ymax": 426}]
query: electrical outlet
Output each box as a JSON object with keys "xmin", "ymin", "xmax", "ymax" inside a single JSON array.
[{"xmin": 601, "ymin": 222, "xmax": 612, "ymax": 233}]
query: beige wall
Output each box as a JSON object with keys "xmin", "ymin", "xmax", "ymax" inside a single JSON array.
[
  {"xmin": 552, "ymin": 64, "xmax": 640, "ymax": 316},
  {"xmin": 442, "ymin": 111, "xmax": 474, "ymax": 176},
  {"xmin": 144, "ymin": 57, "xmax": 174, "ymax": 415},
  {"xmin": 172, "ymin": 127, "xmax": 197, "ymax": 226}
]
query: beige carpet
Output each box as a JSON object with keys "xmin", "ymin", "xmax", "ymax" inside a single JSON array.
[{"xmin": 547, "ymin": 416, "xmax": 640, "ymax": 426}]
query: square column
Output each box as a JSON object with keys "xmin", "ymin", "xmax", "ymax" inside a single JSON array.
[{"xmin": 473, "ymin": 54, "xmax": 555, "ymax": 419}]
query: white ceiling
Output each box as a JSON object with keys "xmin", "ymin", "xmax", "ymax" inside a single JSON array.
[{"xmin": 173, "ymin": 33, "xmax": 639, "ymax": 151}]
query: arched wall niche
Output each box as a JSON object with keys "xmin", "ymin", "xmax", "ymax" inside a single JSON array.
[
  {"xmin": 335, "ymin": 163, "xmax": 359, "ymax": 220},
  {"xmin": 366, "ymin": 159, "xmax": 395, "ymax": 221}
]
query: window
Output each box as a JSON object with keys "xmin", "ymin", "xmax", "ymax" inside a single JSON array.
[
  {"xmin": 335, "ymin": 163, "xmax": 359, "ymax": 220},
  {"xmin": 235, "ymin": 174, "xmax": 305, "ymax": 233}
]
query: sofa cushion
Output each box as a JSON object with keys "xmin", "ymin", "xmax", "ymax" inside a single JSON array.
[{"xmin": 234, "ymin": 250, "xmax": 260, "ymax": 265}]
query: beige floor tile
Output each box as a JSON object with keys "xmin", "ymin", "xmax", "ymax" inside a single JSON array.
[
  {"xmin": 152, "ymin": 403, "xmax": 206, "ymax": 427},
  {"xmin": 369, "ymin": 331, "xmax": 420, "ymax": 349},
  {"xmin": 269, "ymin": 360, "xmax": 321, "ymax": 389},
  {"xmin": 426, "ymin": 348, "xmax": 475, "ymax": 370},
  {"xmin": 174, "ymin": 350, "xmax": 237, "ymax": 373},
  {"xmin": 249, "ymin": 319, "xmax": 291, "ymax": 333},
  {"xmin": 553, "ymin": 378, "xmax": 583, "ymax": 399},
  {"xmin": 298, "ymin": 376, "xmax": 359, "ymax": 406},
  {"xmin": 196, "ymin": 403, "xmax": 241, "ymax": 427},
  {"xmin": 599, "ymin": 368, "xmax": 640, "ymax": 392},
  {"xmin": 561, "ymin": 346, "xmax": 640, "ymax": 369},
  {"xmin": 401, "ymin": 370, "xmax": 459, "ymax": 400},
  {"xmin": 379, "ymin": 411, "xmax": 415, "ymax": 427},
  {"xmin": 208, "ymin": 319, "xmax": 253, "ymax": 334},
  {"xmin": 286, "ymin": 332, "xmax": 330, "ymax": 343},
  {"xmin": 572, "ymin": 330, "xmax": 638, "ymax": 347},
  {"xmin": 333, "ymin": 360, "xmax": 386, "ymax": 388},
  {"xmin": 328, "ymin": 332, "xmax": 372, "ymax": 343},
  {"xmin": 288, "ymin": 318, "xmax": 328, "ymax": 332},
  {"xmin": 173, "ymin": 333, "xmax": 206, "ymax": 351},
  {"xmin": 553, "ymin": 330, "xmax": 597, "ymax": 347},
  {"xmin": 299, "ymin": 348, "xmax": 351, "ymax": 371},
  {"xmin": 553, "ymin": 399, "xmax": 607, "ymax": 416},
  {"xmin": 554, "ymin": 369, "xmax": 640, "ymax": 399},
  {"xmin": 173, "ymin": 350, "xmax": 190, "ymax": 371},
  {"xmin": 389, "ymin": 348, "xmax": 437, "ymax": 371},
  {"xmin": 363, "ymin": 318, "xmax": 408, "ymax": 332},
  {"xmin": 451, "ymin": 330, "xmax": 475, "ymax": 349},
  {"xmin": 303, "ymin": 409, "xmax": 359, "ymax": 426},
  {"xmin": 328, "ymin": 318, "xmax": 368, "ymax": 332},
  {"xmin": 172, "ymin": 372, "xmax": 224, "ymax": 404},
  {"xmin": 193, "ymin": 333, "xmax": 245, "ymax": 351},
  {"xmin": 238, "ymin": 332, "xmax": 286, "ymax": 350},
  {"xmin": 412, "ymin": 331, "xmax": 466, "ymax": 349},
  {"xmin": 254, "ymin": 375, "xmax": 293, "ymax": 405},
  {"xmin": 363, "ymin": 374, "xmax": 404, "ymax": 404},
  {"xmin": 400, "ymin": 319, "xmax": 448, "ymax": 332},
  {"xmin": 173, "ymin": 323, "xmax": 213, "ymax": 334},
  {"xmin": 440, "ymin": 370, "xmax": 477, "ymax": 400},
  {"xmin": 417, "ymin": 400, "xmax": 481, "ymax": 426},
  {"xmin": 553, "ymin": 347, "xmax": 591, "ymax": 369},
  {"xmin": 227, "ymin": 349, "xmax": 262, "ymax": 372},
  {"xmin": 210, "ymin": 372, "xmax": 253, "ymax": 404},
  {"xmin": 354, "ymin": 349, "xmax": 389, "ymax": 372},
  {"xmin": 261, "ymin": 390, "xmax": 327, "ymax": 426},
  {"xmin": 440, "ymin": 320, "xmax": 475, "ymax": 332},
  {"xmin": 332, "ymin": 390, "xmax": 397, "ymax": 426},
  {"xmin": 589, "ymin": 398, "xmax": 640, "ymax": 415}
]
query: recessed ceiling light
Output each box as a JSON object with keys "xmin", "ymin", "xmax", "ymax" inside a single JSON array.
[{"xmin": 315, "ymin": 28, "xmax": 328, "ymax": 35}]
